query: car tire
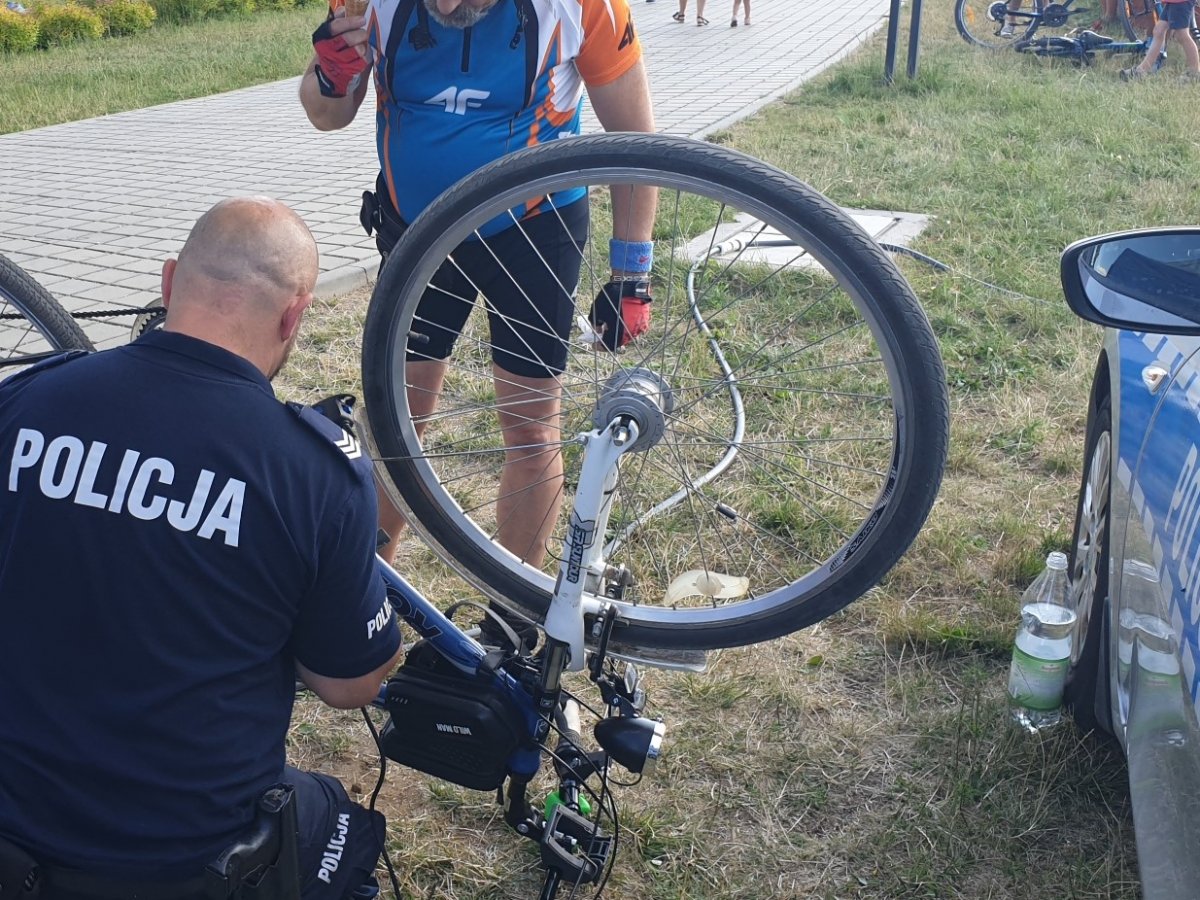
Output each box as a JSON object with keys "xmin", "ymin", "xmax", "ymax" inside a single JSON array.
[{"xmin": 1064, "ymin": 396, "xmax": 1115, "ymax": 738}]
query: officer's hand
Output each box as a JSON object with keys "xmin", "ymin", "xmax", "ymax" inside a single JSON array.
[
  {"xmin": 312, "ymin": 15, "xmax": 369, "ymax": 98},
  {"xmin": 587, "ymin": 280, "xmax": 653, "ymax": 351}
]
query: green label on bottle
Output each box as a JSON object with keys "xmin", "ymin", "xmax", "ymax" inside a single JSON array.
[{"xmin": 1008, "ymin": 646, "xmax": 1069, "ymax": 711}]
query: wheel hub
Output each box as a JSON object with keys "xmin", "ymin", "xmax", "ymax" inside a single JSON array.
[{"xmin": 592, "ymin": 368, "xmax": 675, "ymax": 453}]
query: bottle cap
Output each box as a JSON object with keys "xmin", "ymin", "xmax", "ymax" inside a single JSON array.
[{"xmin": 1046, "ymin": 551, "xmax": 1068, "ymax": 570}]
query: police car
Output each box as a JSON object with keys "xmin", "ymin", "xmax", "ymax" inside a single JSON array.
[{"xmin": 1060, "ymin": 227, "xmax": 1200, "ymax": 900}]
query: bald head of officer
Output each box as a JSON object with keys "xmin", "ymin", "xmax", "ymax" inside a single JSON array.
[{"xmin": 160, "ymin": 197, "xmax": 319, "ymax": 380}]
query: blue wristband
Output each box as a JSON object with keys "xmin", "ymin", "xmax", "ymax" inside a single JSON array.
[{"xmin": 610, "ymin": 239, "xmax": 653, "ymax": 274}]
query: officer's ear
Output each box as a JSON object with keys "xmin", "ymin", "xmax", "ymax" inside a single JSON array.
[
  {"xmin": 161, "ymin": 258, "xmax": 178, "ymax": 309},
  {"xmin": 280, "ymin": 291, "xmax": 313, "ymax": 344}
]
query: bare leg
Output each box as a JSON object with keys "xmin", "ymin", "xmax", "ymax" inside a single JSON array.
[
  {"xmin": 1174, "ymin": 24, "xmax": 1200, "ymax": 72},
  {"xmin": 696, "ymin": 0, "xmax": 707, "ymax": 22},
  {"xmin": 675, "ymin": 0, "xmax": 687, "ymax": 18},
  {"xmin": 1003, "ymin": 0, "xmax": 1022, "ymax": 31},
  {"xmin": 376, "ymin": 361, "xmax": 564, "ymax": 570},
  {"xmin": 743, "ymin": 0, "xmax": 750, "ymax": 24},
  {"xmin": 492, "ymin": 367, "xmax": 564, "ymax": 568},
  {"xmin": 1135, "ymin": 19, "xmax": 1170, "ymax": 73},
  {"xmin": 376, "ymin": 358, "xmax": 448, "ymax": 566},
  {"xmin": 731, "ymin": 0, "xmax": 741, "ymax": 23}
]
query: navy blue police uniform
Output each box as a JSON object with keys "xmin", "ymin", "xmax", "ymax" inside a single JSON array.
[{"xmin": 0, "ymin": 331, "xmax": 401, "ymax": 897}]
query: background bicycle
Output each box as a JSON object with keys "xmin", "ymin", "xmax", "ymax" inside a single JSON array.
[
  {"xmin": 0, "ymin": 252, "xmax": 92, "ymax": 371},
  {"xmin": 955, "ymin": 0, "xmax": 1092, "ymax": 48},
  {"xmin": 1013, "ymin": 27, "xmax": 1159, "ymax": 63}
]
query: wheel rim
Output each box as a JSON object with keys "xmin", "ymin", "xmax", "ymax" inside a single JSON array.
[
  {"xmin": 0, "ymin": 265, "xmax": 89, "ymax": 373},
  {"xmin": 364, "ymin": 138, "xmax": 946, "ymax": 643},
  {"xmin": 1069, "ymin": 428, "xmax": 1110, "ymax": 664}
]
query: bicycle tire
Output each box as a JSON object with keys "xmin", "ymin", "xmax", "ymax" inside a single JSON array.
[
  {"xmin": 1118, "ymin": 0, "xmax": 1154, "ymax": 39},
  {"xmin": 956, "ymin": 0, "xmax": 1043, "ymax": 47},
  {"xmin": 0, "ymin": 253, "xmax": 93, "ymax": 373},
  {"xmin": 361, "ymin": 133, "xmax": 949, "ymax": 653}
]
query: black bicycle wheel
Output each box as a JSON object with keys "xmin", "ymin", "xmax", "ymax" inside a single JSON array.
[
  {"xmin": 0, "ymin": 253, "xmax": 93, "ymax": 374},
  {"xmin": 361, "ymin": 133, "xmax": 948, "ymax": 653},
  {"xmin": 956, "ymin": 0, "xmax": 1043, "ymax": 47}
]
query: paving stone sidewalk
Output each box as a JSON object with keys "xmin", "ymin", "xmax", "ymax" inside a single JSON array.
[{"xmin": 0, "ymin": 0, "xmax": 891, "ymax": 348}]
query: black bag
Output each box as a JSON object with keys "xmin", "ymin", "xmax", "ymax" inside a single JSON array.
[{"xmin": 379, "ymin": 641, "xmax": 525, "ymax": 791}]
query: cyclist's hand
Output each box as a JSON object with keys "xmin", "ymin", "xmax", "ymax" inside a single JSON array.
[
  {"xmin": 312, "ymin": 15, "xmax": 369, "ymax": 98},
  {"xmin": 587, "ymin": 279, "xmax": 652, "ymax": 351}
]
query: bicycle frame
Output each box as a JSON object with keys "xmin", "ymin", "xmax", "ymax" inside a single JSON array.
[
  {"xmin": 994, "ymin": 0, "xmax": 1088, "ymax": 30},
  {"xmin": 370, "ymin": 412, "xmax": 665, "ymax": 898},
  {"xmin": 1016, "ymin": 27, "xmax": 1153, "ymax": 60}
]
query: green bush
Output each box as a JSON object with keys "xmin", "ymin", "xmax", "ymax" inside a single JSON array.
[
  {"xmin": 0, "ymin": 7, "xmax": 39, "ymax": 52},
  {"xmin": 256, "ymin": 0, "xmax": 297, "ymax": 9},
  {"xmin": 0, "ymin": 8, "xmax": 38, "ymax": 52},
  {"xmin": 146, "ymin": 0, "xmax": 218, "ymax": 23},
  {"xmin": 35, "ymin": 2, "xmax": 103, "ymax": 46},
  {"xmin": 209, "ymin": 0, "xmax": 256, "ymax": 16},
  {"xmin": 85, "ymin": 0, "xmax": 156, "ymax": 35}
]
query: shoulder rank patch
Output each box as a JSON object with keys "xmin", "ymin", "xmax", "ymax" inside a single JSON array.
[{"xmin": 333, "ymin": 428, "xmax": 362, "ymax": 460}]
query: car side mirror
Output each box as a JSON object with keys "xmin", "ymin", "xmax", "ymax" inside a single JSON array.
[{"xmin": 1060, "ymin": 227, "xmax": 1200, "ymax": 334}]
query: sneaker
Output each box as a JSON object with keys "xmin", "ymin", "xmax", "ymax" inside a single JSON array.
[
  {"xmin": 999, "ymin": 22, "xmax": 1015, "ymax": 36},
  {"xmin": 1120, "ymin": 66, "xmax": 1146, "ymax": 80}
]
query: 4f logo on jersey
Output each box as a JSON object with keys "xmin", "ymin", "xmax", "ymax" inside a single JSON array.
[
  {"xmin": 618, "ymin": 19, "xmax": 635, "ymax": 50},
  {"xmin": 424, "ymin": 87, "xmax": 490, "ymax": 115}
]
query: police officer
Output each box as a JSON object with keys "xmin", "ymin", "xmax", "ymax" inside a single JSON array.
[{"xmin": 0, "ymin": 198, "xmax": 404, "ymax": 898}]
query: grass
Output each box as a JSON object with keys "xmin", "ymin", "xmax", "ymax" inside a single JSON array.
[
  {"xmin": 16, "ymin": 0, "xmax": 1196, "ymax": 894},
  {"xmin": 0, "ymin": 6, "xmax": 318, "ymax": 134}
]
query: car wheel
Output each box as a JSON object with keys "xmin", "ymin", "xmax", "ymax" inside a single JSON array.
[{"xmin": 1064, "ymin": 396, "xmax": 1115, "ymax": 738}]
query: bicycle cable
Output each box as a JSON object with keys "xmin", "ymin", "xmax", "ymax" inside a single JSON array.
[{"xmin": 360, "ymin": 706, "xmax": 405, "ymax": 899}]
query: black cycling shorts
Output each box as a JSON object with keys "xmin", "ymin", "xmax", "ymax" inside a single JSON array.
[
  {"xmin": 403, "ymin": 198, "xmax": 590, "ymax": 379},
  {"xmin": 1163, "ymin": 0, "xmax": 1196, "ymax": 29}
]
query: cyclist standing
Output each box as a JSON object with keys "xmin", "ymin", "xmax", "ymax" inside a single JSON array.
[{"xmin": 300, "ymin": 0, "xmax": 658, "ymax": 582}]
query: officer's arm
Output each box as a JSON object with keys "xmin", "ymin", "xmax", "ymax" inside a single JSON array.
[
  {"xmin": 587, "ymin": 61, "xmax": 657, "ymax": 264},
  {"xmin": 299, "ymin": 16, "xmax": 371, "ymax": 132},
  {"xmin": 297, "ymin": 647, "xmax": 402, "ymax": 709}
]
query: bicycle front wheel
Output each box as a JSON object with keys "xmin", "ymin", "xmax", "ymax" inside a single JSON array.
[
  {"xmin": 361, "ymin": 134, "xmax": 948, "ymax": 653},
  {"xmin": 956, "ymin": 0, "xmax": 1041, "ymax": 47},
  {"xmin": 0, "ymin": 253, "xmax": 93, "ymax": 375}
]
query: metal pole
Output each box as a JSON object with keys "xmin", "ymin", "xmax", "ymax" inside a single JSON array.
[
  {"xmin": 907, "ymin": 0, "xmax": 925, "ymax": 79},
  {"xmin": 884, "ymin": 0, "xmax": 902, "ymax": 84}
]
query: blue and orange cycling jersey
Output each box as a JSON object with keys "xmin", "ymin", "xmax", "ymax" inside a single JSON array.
[{"xmin": 330, "ymin": 0, "xmax": 641, "ymax": 232}]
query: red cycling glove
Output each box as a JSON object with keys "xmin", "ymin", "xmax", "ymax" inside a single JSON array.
[
  {"xmin": 312, "ymin": 19, "xmax": 368, "ymax": 98},
  {"xmin": 588, "ymin": 280, "xmax": 653, "ymax": 351}
]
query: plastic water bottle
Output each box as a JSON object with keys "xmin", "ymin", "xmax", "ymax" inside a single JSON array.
[
  {"xmin": 1022, "ymin": 551, "xmax": 1070, "ymax": 609},
  {"xmin": 1008, "ymin": 553, "xmax": 1076, "ymax": 731}
]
